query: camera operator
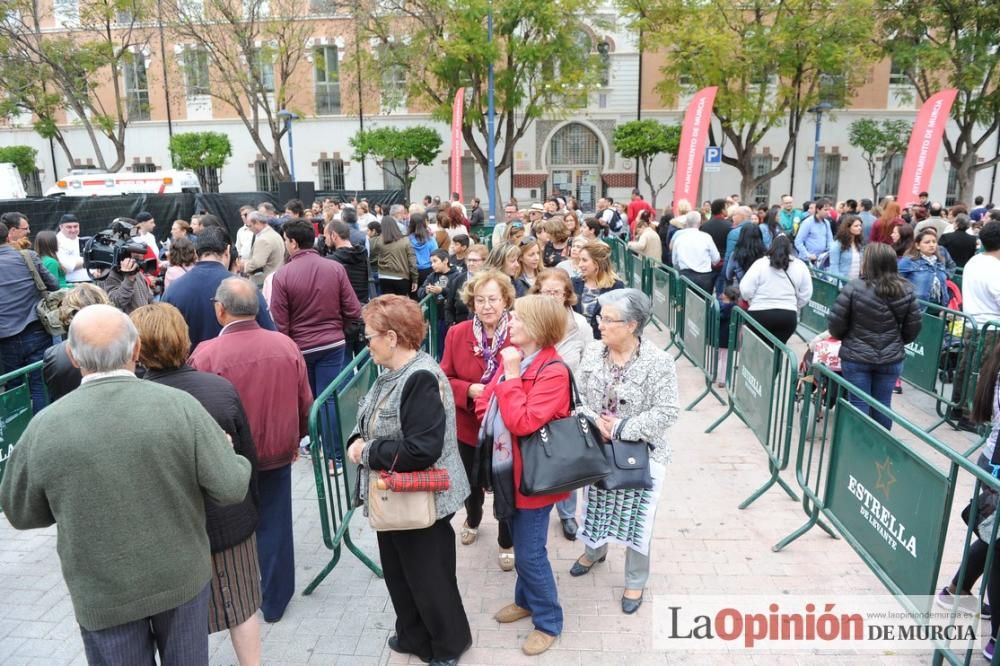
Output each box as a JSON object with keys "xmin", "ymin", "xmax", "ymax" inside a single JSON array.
[{"xmin": 99, "ymin": 251, "xmax": 153, "ymax": 314}]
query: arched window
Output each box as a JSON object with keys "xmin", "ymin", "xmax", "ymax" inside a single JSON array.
[{"xmin": 548, "ymin": 123, "xmax": 603, "ymax": 167}]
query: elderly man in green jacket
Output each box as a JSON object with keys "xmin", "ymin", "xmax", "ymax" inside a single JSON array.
[{"xmin": 0, "ymin": 304, "xmax": 251, "ymax": 665}]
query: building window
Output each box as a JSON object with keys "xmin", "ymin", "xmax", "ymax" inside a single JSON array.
[
  {"xmin": 814, "ymin": 153, "xmax": 841, "ymax": 201},
  {"xmin": 889, "ymin": 59, "xmax": 910, "ymax": 86},
  {"xmin": 314, "ymin": 46, "xmax": 341, "ymax": 115},
  {"xmin": 880, "ymin": 153, "xmax": 905, "ymax": 200},
  {"xmin": 254, "ymin": 159, "xmax": 277, "ymax": 192},
  {"xmin": 378, "ymin": 45, "xmax": 406, "ymax": 112},
  {"xmin": 22, "ymin": 169, "xmax": 42, "ymax": 197},
  {"xmin": 196, "ymin": 167, "xmax": 221, "ymax": 192},
  {"xmin": 382, "ymin": 158, "xmax": 408, "ymax": 192},
  {"xmin": 53, "ymin": 0, "xmax": 79, "ymax": 25},
  {"xmin": 751, "ymin": 154, "xmax": 771, "ymax": 206},
  {"xmin": 253, "ymin": 48, "xmax": 275, "ymax": 94},
  {"xmin": 818, "ymin": 72, "xmax": 847, "ymax": 108},
  {"xmin": 182, "ymin": 49, "xmax": 210, "ymax": 97},
  {"xmin": 123, "ymin": 53, "xmax": 150, "ymax": 121},
  {"xmin": 548, "ymin": 123, "xmax": 603, "ymax": 166},
  {"xmin": 132, "ymin": 163, "xmax": 157, "ymax": 173},
  {"xmin": 318, "ymin": 157, "xmax": 345, "ymax": 190},
  {"xmin": 946, "ymin": 165, "xmax": 960, "ymax": 207}
]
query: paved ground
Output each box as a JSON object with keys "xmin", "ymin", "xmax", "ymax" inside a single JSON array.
[{"xmin": 0, "ymin": 326, "xmax": 988, "ymax": 665}]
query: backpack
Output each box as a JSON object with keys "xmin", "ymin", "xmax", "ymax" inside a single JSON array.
[{"xmin": 607, "ymin": 209, "xmax": 627, "ymax": 239}]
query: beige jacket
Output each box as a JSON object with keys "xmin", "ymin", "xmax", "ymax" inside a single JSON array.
[{"xmin": 244, "ymin": 225, "xmax": 285, "ymax": 287}]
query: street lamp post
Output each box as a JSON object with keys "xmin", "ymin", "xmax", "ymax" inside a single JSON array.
[
  {"xmin": 277, "ymin": 109, "xmax": 299, "ymax": 182},
  {"xmin": 486, "ymin": 0, "xmax": 497, "ymax": 226},
  {"xmin": 807, "ymin": 102, "xmax": 832, "ymax": 201}
]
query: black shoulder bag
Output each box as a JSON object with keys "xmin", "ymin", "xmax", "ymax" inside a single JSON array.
[{"xmin": 519, "ymin": 360, "xmax": 611, "ymax": 496}]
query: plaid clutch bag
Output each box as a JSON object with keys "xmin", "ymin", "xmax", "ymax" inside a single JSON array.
[{"xmin": 377, "ymin": 469, "xmax": 451, "ymax": 493}]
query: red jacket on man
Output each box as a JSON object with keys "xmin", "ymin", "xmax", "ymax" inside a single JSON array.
[
  {"xmin": 269, "ymin": 248, "xmax": 363, "ymax": 352},
  {"xmin": 440, "ymin": 320, "xmax": 513, "ymax": 446},
  {"xmin": 475, "ymin": 346, "xmax": 570, "ymax": 509},
  {"xmin": 627, "ymin": 199, "xmax": 655, "ymax": 235},
  {"xmin": 189, "ymin": 320, "xmax": 312, "ymax": 471}
]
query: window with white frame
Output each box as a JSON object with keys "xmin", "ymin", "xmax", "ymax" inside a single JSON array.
[
  {"xmin": 53, "ymin": 0, "xmax": 79, "ymax": 26},
  {"xmin": 314, "ymin": 46, "xmax": 341, "ymax": 114},
  {"xmin": 378, "ymin": 45, "xmax": 407, "ymax": 112},
  {"xmin": 123, "ymin": 53, "xmax": 150, "ymax": 121},
  {"xmin": 814, "ymin": 153, "xmax": 841, "ymax": 201},
  {"xmin": 318, "ymin": 157, "xmax": 345, "ymax": 190},
  {"xmin": 880, "ymin": 153, "xmax": 905, "ymax": 200},
  {"xmin": 889, "ymin": 59, "xmax": 910, "ymax": 86},
  {"xmin": 946, "ymin": 165, "xmax": 960, "ymax": 207},
  {"xmin": 255, "ymin": 159, "xmax": 277, "ymax": 191},
  {"xmin": 253, "ymin": 48, "xmax": 275, "ymax": 94},
  {"xmin": 182, "ymin": 49, "xmax": 210, "ymax": 97},
  {"xmin": 751, "ymin": 154, "xmax": 771, "ymax": 205},
  {"xmin": 382, "ymin": 159, "xmax": 408, "ymax": 192},
  {"xmin": 132, "ymin": 163, "xmax": 157, "ymax": 173}
]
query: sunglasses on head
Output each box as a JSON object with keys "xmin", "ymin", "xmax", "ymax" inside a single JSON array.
[{"xmin": 510, "ymin": 222, "xmax": 524, "ymax": 229}]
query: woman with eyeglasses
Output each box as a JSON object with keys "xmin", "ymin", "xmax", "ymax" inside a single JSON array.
[
  {"xmin": 444, "ymin": 243, "xmax": 488, "ymax": 327},
  {"xmin": 440, "ymin": 269, "xmax": 518, "ymax": 571},
  {"xmin": 571, "ymin": 289, "xmax": 680, "ymax": 615},
  {"xmin": 572, "ymin": 241, "xmax": 625, "ymax": 339}
]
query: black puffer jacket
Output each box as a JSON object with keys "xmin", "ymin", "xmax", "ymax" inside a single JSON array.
[{"xmin": 827, "ymin": 278, "xmax": 922, "ymax": 365}]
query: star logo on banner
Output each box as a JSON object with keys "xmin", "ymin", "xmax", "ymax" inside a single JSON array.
[{"xmin": 875, "ymin": 457, "xmax": 896, "ymax": 499}]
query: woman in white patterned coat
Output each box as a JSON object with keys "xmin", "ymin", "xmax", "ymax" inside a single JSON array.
[{"xmin": 570, "ymin": 288, "xmax": 680, "ymax": 614}]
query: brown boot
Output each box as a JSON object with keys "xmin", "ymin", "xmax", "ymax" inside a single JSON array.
[
  {"xmin": 494, "ymin": 603, "xmax": 531, "ymax": 623},
  {"xmin": 522, "ymin": 630, "xmax": 557, "ymax": 655}
]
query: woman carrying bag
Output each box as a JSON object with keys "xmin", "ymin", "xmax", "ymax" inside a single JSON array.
[
  {"xmin": 346, "ymin": 295, "xmax": 472, "ymax": 666},
  {"xmin": 475, "ymin": 295, "xmax": 573, "ymax": 656}
]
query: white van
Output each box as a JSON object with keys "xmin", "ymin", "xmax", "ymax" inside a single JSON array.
[
  {"xmin": 44, "ymin": 169, "xmax": 202, "ymax": 197},
  {"xmin": 0, "ymin": 163, "xmax": 27, "ymax": 199}
]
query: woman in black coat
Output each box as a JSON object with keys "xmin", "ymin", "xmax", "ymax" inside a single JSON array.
[
  {"xmin": 826, "ymin": 242, "xmax": 922, "ymax": 431},
  {"xmin": 130, "ymin": 303, "xmax": 262, "ymax": 664},
  {"xmin": 43, "ymin": 284, "xmax": 111, "ymax": 402}
]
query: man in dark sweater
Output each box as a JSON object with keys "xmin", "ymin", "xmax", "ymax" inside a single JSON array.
[
  {"xmin": 699, "ymin": 198, "xmax": 731, "ymax": 295},
  {"xmin": 325, "ymin": 219, "xmax": 369, "ymax": 358},
  {"xmin": 162, "ymin": 227, "xmax": 275, "ymax": 351},
  {"xmin": 0, "ymin": 304, "xmax": 251, "ymax": 664}
]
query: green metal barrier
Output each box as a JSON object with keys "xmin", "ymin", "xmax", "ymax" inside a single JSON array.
[
  {"xmin": 706, "ymin": 308, "xmax": 800, "ymax": 508},
  {"xmin": 303, "ymin": 349, "xmax": 383, "ymax": 595},
  {"xmin": 776, "ymin": 363, "xmax": 1000, "ymax": 665},
  {"xmin": 796, "ymin": 268, "xmax": 845, "ymax": 340},
  {"xmin": 959, "ymin": 319, "xmax": 1000, "ymax": 422},
  {"xmin": 676, "ymin": 276, "xmax": 724, "ymax": 409},
  {"xmin": 0, "ymin": 361, "xmax": 44, "ymax": 497},
  {"xmin": 418, "ymin": 295, "xmax": 441, "ymax": 360},
  {"xmin": 626, "ymin": 251, "xmax": 648, "ymax": 292},
  {"xmin": 607, "ymin": 237, "xmax": 627, "ymax": 275},
  {"xmin": 648, "ymin": 263, "xmax": 680, "ymax": 351}
]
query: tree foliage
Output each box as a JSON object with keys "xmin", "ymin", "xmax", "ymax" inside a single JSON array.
[
  {"xmin": 847, "ymin": 119, "xmax": 911, "ymax": 202},
  {"xmin": 166, "ymin": 0, "xmax": 313, "ymax": 182},
  {"xmin": 169, "ymin": 132, "xmax": 233, "ymax": 191},
  {"xmin": 613, "ymin": 120, "xmax": 681, "ymax": 208},
  {"xmin": 877, "ymin": 0, "xmax": 1000, "ymax": 203},
  {"xmin": 363, "ymin": 0, "xmax": 605, "ymax": 195},
  {"xmin": 350, "ymin": 126, "xmax": 443, "ymax": 201},
  {"xmin": 0, "ymin": 0, "xmax": 153, "ymax": 171},
  {"xmin": 633, "ymin": 0, "xmax": 878, "ymax": 201},
  {"xmin": 0, "ymin": 145, "xmax": 38, "ymax": 187}
]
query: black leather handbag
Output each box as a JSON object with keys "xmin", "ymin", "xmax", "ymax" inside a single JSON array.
[
  {"xmin": 597, "ymin": 438, "xmax": 653, "ymax": 490},
  {"xmin": 519, "ymin": 361, "xmax": 611, "ymax": 496}
]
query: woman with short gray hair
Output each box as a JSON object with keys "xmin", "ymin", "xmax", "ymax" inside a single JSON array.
[{"xmin": 570, "ymin": 288, "xmax": 680, "ymax": 615}]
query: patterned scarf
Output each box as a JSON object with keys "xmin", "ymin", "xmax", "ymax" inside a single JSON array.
[{"xmin": 473, "ymin": 310, "xmax": 509, "ymax": 384}]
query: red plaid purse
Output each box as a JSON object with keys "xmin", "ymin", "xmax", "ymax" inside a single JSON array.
[{"xmin": 376, "ymin": 468, "xmax": 450, "ymax": 492}]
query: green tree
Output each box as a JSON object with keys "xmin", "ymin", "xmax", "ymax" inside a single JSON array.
[
  {"xmin": 613, "ymin": 120, "xmax": 681, "ymax": 208},
  {"xmin": 847, "ymin": 119, "xmax": 911, "ymax": 202},
  {"xmin": 633, "ymin": 0, "xmax": 878, "ymax": 201},
  {"xmin": 169, "ymin": 132, "xmax": 233, "ymax": 192},
  {"xmin": 878, "ymin": 0, "xmax": 1000, "ymax": 204},
  {"xmin": 364, "ymin": 0, "xmax": 605, "ymax": 195},
  {"xmin": 350, "ymin": 126, "xmax": 443, "ymax": 202},
  {"xmin": 0, "ymin": 0, "xmax": 154, "ymax": 172},
  {"xmin": 0, "ymin": 146, "xmax": 38, "ymax": 183}
]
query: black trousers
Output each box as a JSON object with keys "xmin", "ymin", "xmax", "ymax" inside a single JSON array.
[
  {"xmin": 377, "ymin": 515, "xmax": 472, "ymax": 662},
  {"xmin": 458, "ymin": 442, "xmax": 514, "ymax": 549},
  {"xmin": 748, "ymin": 308, "xmax": 799, "ymax": 345},
  {"xmin": 380, "ymin": 278, "xmax": 411, "ymax": 297},
  {"xmin": 679, "ymin": 268, "xmax": 716, "ymax": 296}
]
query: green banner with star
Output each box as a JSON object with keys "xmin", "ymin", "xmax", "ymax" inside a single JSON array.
[{"xmin": 823, "ymin": 400, "xmax": 952, "ymax": 596}]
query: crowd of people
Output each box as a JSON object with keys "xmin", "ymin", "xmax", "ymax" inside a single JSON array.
[{"xmin": 1, "ymin": 183, "xmax": 1000, "ymax": 664}]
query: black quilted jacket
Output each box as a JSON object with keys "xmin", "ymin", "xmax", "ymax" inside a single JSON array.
[{"xmin": 827, "ymin": 278, "xmax": 922, "ymax": 365}]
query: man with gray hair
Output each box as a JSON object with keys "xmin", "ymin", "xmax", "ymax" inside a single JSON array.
[
  {"xmin": 239, "ymin": 211, "xmax": 285, "ymax": 287},
  {"xmin": 190, "ymin": 277, "xmax": 312, "ymax": 625},
  {"xmin": 1, "ymin": 304, "xmax": 251, "ymax": 664},
  {"xmin": 670, "ymin": 211, "xmax": 720, "ymax": 294},
  {"xmin": 724, "ymin": 205, "xmax": 767, "ymax": 263},
  {"xmin": 389, "ymin": 203, "xmax": 409, "ymax": 233}
]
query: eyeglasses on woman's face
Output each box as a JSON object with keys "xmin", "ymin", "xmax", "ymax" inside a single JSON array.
[
  {"xmin": 596, "ymin": 314, "xmax": 627, "ymax": 325},
  {"xmin": 474, "ymin": 296, "xmax": 503, "ymax": 308},
  {"xmin": 364, "ymin": 331, "xmax": 386, "ymax": 342}
]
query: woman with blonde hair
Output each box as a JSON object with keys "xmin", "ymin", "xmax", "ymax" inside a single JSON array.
[
  {"xmin": 487, "ymin": 241, "xmax": 528, "ymax": 296},
  {"xmin": 517, "ymin": 238, "xmax": 542, "ymax": 292},
  {"xmin": 556, "ymin": 235, "xmax": 589, "ymax": 279},
  {"xmin": 571, "ymin": 241, "xmax": 624, "ymax": 339},
  {"xmin": 42, "ymin": 284, "xmax": 112, "ymax": 401}
]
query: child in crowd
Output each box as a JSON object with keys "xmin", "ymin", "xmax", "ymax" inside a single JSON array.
[{"xmin": 717, "ymin": 285, "xmax": 740, "ymax": 387}]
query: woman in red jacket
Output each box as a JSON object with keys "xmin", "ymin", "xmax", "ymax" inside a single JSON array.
[
  {"xmin": 475, "ymin": 295, "xmax": 570, "ymax": 657},
  {"xmin": 439, "ymin": 269, "xmax": 517, "ymax": 570}
]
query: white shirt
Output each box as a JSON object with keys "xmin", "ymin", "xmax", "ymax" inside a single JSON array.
[
  {"xmin": 739, "ymin": 256, "xmax": 813, "ymax": 312},
  {"xmin": 81, "ymin": 369, "xmax": 136, "ymax": 384},
  {"xmin": 136, "ymin": 231, "xmax": 159, "ymax": 256},
  {"xmin": 962, "ymin": 253, "xmax": 1000, "ymax": 326},
  {"xmin": 235, "ymin": 225, "xmax": 255, "ymax": 259},
  {"xmin": 671, "ymin": 228, "xmax": 720, "ymax": 273},
  {"xmin": 57, "ymin": 232, "xmax": 89, "ymax": 282}
]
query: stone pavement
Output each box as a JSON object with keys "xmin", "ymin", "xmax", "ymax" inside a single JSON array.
[{"xmin": 0, "ymin": 327, "xmax": 987, "ymax": 665}]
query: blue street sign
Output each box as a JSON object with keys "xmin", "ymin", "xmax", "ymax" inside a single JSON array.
[{"xmin": 705, "ymin": 146, "xmax": 722, "ymax": 172}]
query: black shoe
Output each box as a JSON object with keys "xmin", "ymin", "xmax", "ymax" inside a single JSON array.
[
  {"xmin": 429, "ymin": 660, "xmax": 458, "ymax": 666},
  {"xmin": 388, "ymin": 635, "xmax": 431, "ymax": 663},
  {"xmin": 569, "ymin": 554, "xmax": 606, "ymax": 577},
  {"xmin": 957, "ymin": 418, "xmax": 981, "ymax": 434},
  {"xmin": 621, "ymin": 593, "xmax": 644, "ymax": 614},
  {"xmin": 561, "ymin": 518, "xmax": 578, "ymax": 541}
]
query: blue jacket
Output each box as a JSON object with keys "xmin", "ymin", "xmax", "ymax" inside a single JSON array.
[
  {"xmin": 162, "ymin": 260, "xmax": 276, "ymax": 350},
  {"xmin": 724, "ymin": 222, "xmax": 773, "ymax": 263},
  {"xmin": 897, "ymin": 255, "xmax": 949, "ymax": 309},
  {"xmin": 409, "ymin": 236, "xmax": 438, "ymax": 270},
  {"xmin": 828, "ymin": 242, "xmax": 863, "ymax": 279},
  {"xmin": 794, "ymin": 216, "xmax": 833, "ymax": 260},
  {"xmin": 0, "ymin": 246, "xmax": 59, "ymax": 338}
]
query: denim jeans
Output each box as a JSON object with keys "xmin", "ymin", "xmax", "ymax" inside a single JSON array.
[
  {"xmin": 0, "ymin": 322, "xmax": 51, "ymax": 414},
  {"xmin": 511, "ymin": 505, "xmax": 563, "ymax": 636},
  {"xmin": 584, "ymin": 542, "xmax": 651, "ymax": 589},
  {"xmin": 304, "ymin": 345, "xmax": 346, "ymax": 463},
  {"xmin": 839, "ymin": 359, "xmax": 904, "ymax": 431},
  {"xmin": 556, "ymin": 491, "xmax": 577, "ymax": 520}
]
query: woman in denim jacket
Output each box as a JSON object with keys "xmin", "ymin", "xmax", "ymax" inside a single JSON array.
[{"xmin": 898, "ymin": 229, "xmax": 953, "ymax": 310}]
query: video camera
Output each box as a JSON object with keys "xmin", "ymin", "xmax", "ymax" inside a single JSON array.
[{"xmin": 83, "ymin": 218, "xmax": 156, "ymax": 280}]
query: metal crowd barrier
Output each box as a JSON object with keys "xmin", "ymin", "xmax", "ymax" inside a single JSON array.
[
  {"xmin": 0, "ymin": 361, "xmax": 44, "ymax": 496},
  {"xmin": 303, "ymin": 349, "xmax": 384, "ymax": 595},
  {"xmin": 675, "ymin": 276, "xmax": 725, "ymax": 410},
  {"xmin": 418, "ymin": 295, "xmax": 441, "ymax": 361},
  {"xmin": 796, "ymin": 267, "xmax": 845, "ymax": 341},
  {"xmin": 706, "ymin": 308, "xmax": 800, "ymax": 508}
]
